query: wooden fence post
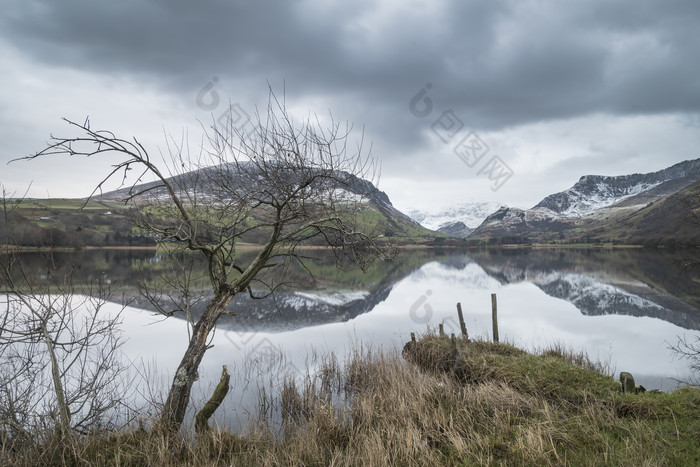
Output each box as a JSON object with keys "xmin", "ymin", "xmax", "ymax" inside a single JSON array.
[
  {"xmin": 439, "ymin": 323, "xmax": 445, "ymax": 337},
  {"xmin": 491, "ymin": 293, "xmax": 499, "ymax": 343},
  {"xmin": 456, "ymin": 302, "xmax": 468, "ymax": 339},
  {"xmin": 410, "ymin": 332, "xmax": 416, "ymax": 343}
]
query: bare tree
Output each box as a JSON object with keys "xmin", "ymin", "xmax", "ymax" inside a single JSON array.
[
  {"xmin": 669, "ymin": 335, "xmax": 700, "ymax": 387},
  {"xmin": 19, "ymin": 92, "xmax": 392, "ymax": 432},
  {"xmin": 0, "ymin": 194, "xmax": 130, "ymax": 440}
]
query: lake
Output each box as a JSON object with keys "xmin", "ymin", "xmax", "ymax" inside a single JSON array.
[{"xmin": 4, "ymin": 246, "xmax": 700, "ymax": 430}]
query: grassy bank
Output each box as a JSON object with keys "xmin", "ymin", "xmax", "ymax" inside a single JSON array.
[{"xmin": 2, "ymin": 334, "xmax": 698, "ymax": 466}]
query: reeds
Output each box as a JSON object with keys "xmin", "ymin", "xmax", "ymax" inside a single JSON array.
[{"xmin": 2, "ymin": 332, "xmax": 698, "ymax": 466}]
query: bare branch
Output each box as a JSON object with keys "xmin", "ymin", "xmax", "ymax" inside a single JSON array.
[{"xmin": 16, "ymin": 88, "xmax": 391, "ymax": 433}]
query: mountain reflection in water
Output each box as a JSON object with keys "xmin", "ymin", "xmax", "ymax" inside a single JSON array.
[
  {"xmin": 5, "ymin": 246, "xmax": 700, "ymax": 425},
  {"xmin": 467, "ymin": 248, "xmax": 700, "ymax": 331},
  {"xmin": 6, "ymin": 247, "xmax": 699, "ymax": 332}
]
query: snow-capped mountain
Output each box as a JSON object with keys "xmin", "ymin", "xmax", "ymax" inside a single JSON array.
[
  {"xmin": 470, "ymin": 158, "xmax": 700, "ymax": 244},
  {"xmin": 533, "ymin": 159, "xmax": 700, "ymax": 217},
  {"xmin": 407, "ymin": 202, "xmax": 502, "ymax": 232}
]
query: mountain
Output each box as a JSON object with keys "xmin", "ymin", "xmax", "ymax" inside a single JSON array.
[
  {"xmin": 4, "ymin": 163, "xmax": 445, "ymax": 248},
  {"xmin": 407, "ymin": 202, "xmax": 502, "ymax": 237},
  {"xmin": 94, "ymin": 162, "xmax": 441, "ymax": 244},
  {"xmin": 534, "ymin": 159, "xmax": 700, "ymax": 216},
  {"xmin": 469, "ymin": 159, "xmax": 700, "ymax": 245},
  {"xmin": 97, "ymin": 161, "xmax": 393, "ymax": 205},
  {"xmin": 437, "ymin": 221, "xmax": 474, "ymax": 238}
]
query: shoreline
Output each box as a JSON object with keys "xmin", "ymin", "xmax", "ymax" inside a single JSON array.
[{"xmin": 4, "ymin": 242, "xmax": 697, "ymax": 253}]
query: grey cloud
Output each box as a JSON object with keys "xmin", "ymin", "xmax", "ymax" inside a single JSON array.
[
  {"xmin": 2, "ymin": 0, "xmax": 700, "ymax": 207},
  {"xmin": 3, "ymin": 0, "xmax": 699, "ymax": 134}
]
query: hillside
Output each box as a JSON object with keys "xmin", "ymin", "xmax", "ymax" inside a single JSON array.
[
  {"xmin": 0, "ymin": 198, "xmax": 149, "ymax": 248},
  {"xmin": 469, "ymin": 159, "xmax": 700, "ymax": 245},
  {"xmin": 94, "ymin": 162, "xmax": 442, "ymax": 245},
  {"xmin": 534, "ymin": 159, "xmax": 700, "ymax": 216},
  {"xmin": 595, "ymin": 179, "xmax": 700, "ymax": 245},
  {"xmin": 437, "ymin": 220, "xmax": 474, "ymax": 238},
  {"xmin": 2, "ymin": 167, "xmax": 443, "ymax": 248}
]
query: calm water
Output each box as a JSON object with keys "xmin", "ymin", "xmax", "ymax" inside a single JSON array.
[{"xmin": 5, "ymin": 247, "xmax": 700, "ymax": 430}]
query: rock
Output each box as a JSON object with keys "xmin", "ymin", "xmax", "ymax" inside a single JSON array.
[{"xmin": 620, "ymin": 371, "xmax": 636, "ymax": 393}]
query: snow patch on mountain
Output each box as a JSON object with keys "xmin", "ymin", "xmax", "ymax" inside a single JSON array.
[
  {"xmin": 408, "ymin": 202, "xmax": 503, "ymax": 230},
  {"xmin": 540, "ymin": 179, "xmax": 662, "ymax": 217},
  {"xmin": 295, "ymin": 290, "xmax": 369, "ymax": 307},
  {"xmin": 534, "ymin": 159, "xmax": 700, "ymax": 217},
  {"xmin": 533, "ymin": 272, "xmax": 667, "ymax": 316}
]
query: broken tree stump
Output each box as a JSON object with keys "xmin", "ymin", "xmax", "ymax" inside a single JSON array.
[{"xmin": 195, "ymin": 365, "xmax": 230, "ymax": 434}]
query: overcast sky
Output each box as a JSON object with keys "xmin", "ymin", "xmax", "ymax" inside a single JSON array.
[{"xmin": 1, "ymin": 0, "xmax": 699, "ymax": 212}]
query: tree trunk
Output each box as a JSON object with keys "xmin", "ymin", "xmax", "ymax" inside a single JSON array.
[
  {"xmin": 158, "ymin": 290, "xmax": 233, "ymax": 432},
  {"xmin": 43, "ymin": 325, "xmax": 71, "ymax": 437}
]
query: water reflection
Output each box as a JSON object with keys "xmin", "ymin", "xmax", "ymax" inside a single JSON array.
[
  {"xmin": 4, "ymin": 247, "xmax": 700, "ymax": 424},
  {"xmin": 468, "ymin": 248, "xmax": 700, "ymax": 330},
  {"xmin": 6, "ymin": 248, "xmax": 697, "ymax": 333}
]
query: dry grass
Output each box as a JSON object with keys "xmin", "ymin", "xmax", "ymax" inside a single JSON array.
[{"xmin": 1, "ymin": 333, "xmax": 698, "ymax": 466}]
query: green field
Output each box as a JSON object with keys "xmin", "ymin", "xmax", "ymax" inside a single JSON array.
[{"xmin": 1, "ymin": 196, "xmax": 447, "ymax": 250}]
